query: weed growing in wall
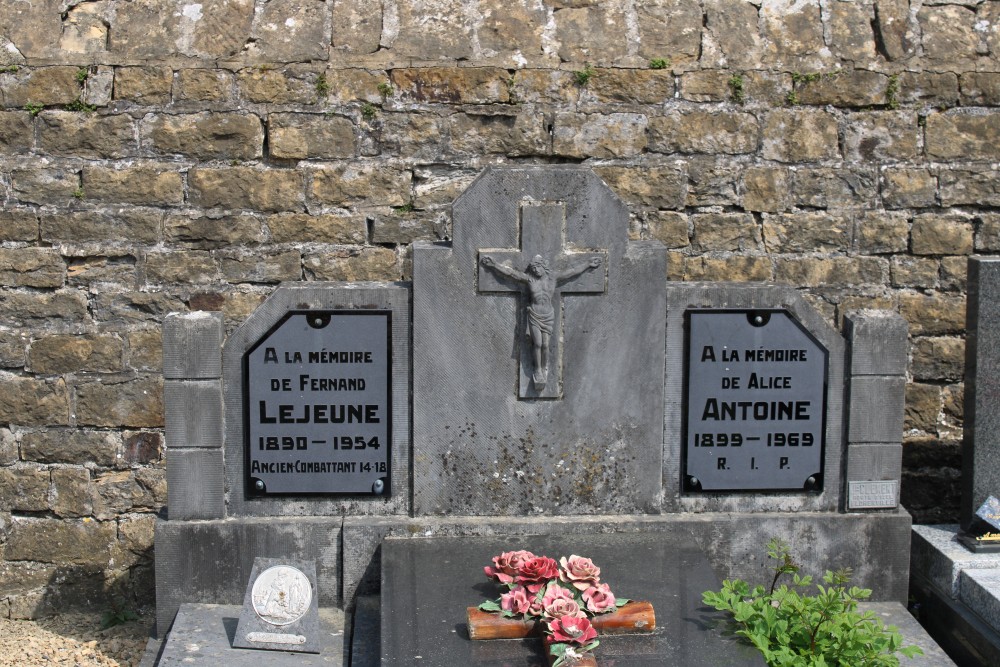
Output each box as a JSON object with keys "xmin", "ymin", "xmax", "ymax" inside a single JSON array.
[
  {"xmin": 729, "ymin": 74, "xmax": 746, "ymax": 104},
  {"xmin": 574, "ymin": 64, "xmax": 595, "ymax": 87},
  {"xmin": 315, "ymin": 74, "xmax": 330, "ymax": 97},
  {"xmin": 378, "ymin": 81, "xmax": 393, "ymax": 98},
  {"xmin": 648, "ymin": 58, "xmax": 670, "ymax": 70}
]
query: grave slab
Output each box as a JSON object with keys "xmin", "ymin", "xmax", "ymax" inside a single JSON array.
[
  {"xmin": 379, "ymin": 530, "xmax": 767, "ymax": 666},
  {"xmin": 960, "ymin": 568, "xmax": 1000, "ymax": 631},
  {"xmin": 859, "ymin": 603, "xmax": 957, "ymax": 667},
  {"xmin": 154, "ymin": 603, "xmax": 346, "ymax": 666},
  {"xmin": 911, "ymin": 524, "xmax": 1000, "ymax": 599}
]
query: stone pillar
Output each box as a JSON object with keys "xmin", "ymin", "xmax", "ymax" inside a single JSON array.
[
  {"xmin": 962, "ymin": 258, "xmax": 1000, "ymax": 531},
  {"xmin": 163, "ymin": 312, "xmax": 225, "ymax": 520},
  {"xmin": 844, "ymin": 310, "xmax": 908, "ymax": 510}
]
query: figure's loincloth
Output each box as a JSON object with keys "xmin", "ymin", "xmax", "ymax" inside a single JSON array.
[{"xmin": 526, "ymin": 304, "xmax": 554, "ymax": 336}]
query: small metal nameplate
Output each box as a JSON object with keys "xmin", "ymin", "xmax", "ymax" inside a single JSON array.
[
  {"xmin": 246, "ymin": 632, "xmax": 306, "ymax": 645},
  {"xmin": 848, "ymin": 481, "xmax": 898, "ymax": 509}
]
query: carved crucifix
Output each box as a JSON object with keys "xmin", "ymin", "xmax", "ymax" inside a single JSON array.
[{"xmin": 478, "ymin": 202, "xmax": 607, "ymax": 399}]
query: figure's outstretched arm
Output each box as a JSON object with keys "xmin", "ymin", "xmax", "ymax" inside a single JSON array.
[
  {"xmin": 556, "ymin": 256, "xmax": 602, "ymax": 282},
  {"xmin": 481, "ymin": 255, "xmax": 528, "ymax": 282}
]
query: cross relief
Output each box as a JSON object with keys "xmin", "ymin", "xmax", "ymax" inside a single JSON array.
[{"xmin": 478, "ymin": 202, "xmax": 608, "ymax": 399}]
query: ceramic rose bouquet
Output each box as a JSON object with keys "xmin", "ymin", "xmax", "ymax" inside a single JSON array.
[{"xmin": 477, "ymin": 550, "xmax": 629, "ymax": 667}]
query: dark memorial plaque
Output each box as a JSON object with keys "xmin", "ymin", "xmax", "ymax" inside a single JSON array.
[
  {"xmin": 684, "ymin": 310, "xmax": 827, "ymax": 492},
  {"xmin": 244, "ymin": 310, "xmax": 391, "ymax": 496}
]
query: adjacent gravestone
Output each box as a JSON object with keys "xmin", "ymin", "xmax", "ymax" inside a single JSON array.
[{"xmin": 233, "ymin": 558, "xmax": 321, "ymax": 653}]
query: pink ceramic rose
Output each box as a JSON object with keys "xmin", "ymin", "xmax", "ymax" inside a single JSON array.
[
  {"xmin": 484, "ymin": 550, "xmax": 536, "ymax": 584},
  {"xmin": 500, "ymin": 585, "xmax": 532, "ymax": 615},
  {"xmin": 543, "ymin": 597, "xmax": 586, "ymax": 621},
  {"xmin": 516, "ymin": 556, "xmax": 560, "ymax": 593},
  {"xmin": 582, "ymin": 583, "xmax": 617, "ymax": 613},
  {"xmin": 541, "ymin": 583, "xmax": 575, "ymax": 607},
  {"xmin": 547, "ymin": 615, "xmax": 598, "ymax": 645},
  {"xmin": 559, "ymin": 555, "xmax": 601, "ymax": 591}
]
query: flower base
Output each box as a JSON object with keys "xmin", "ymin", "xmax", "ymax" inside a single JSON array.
[{"xmin": 467, "ymin": 600, "xmax": 656, "ymax": 640}]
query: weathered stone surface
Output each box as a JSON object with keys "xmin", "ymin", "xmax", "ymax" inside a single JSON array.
[
  {"xmin": 911, "ymin": 336, "xmax": 964, "ymax": 381},
  {"xmin": 875, "ymin": 0, "xmax": 918, "ymax": 61},
  {"xmin": 829, "ymin": 0, "xmax": 876, "ymax": 61},
  {"xmin": 37, "ymin": 111, "xmax": 134, "ymax": 159},
  {"xmin": 911, "ymin": 213, "xmax": 974, "ymax": 256},
  {"xmin": 644, "ymin": 211, "xmax": 688, "ymax": 248},
  {"xmin": 906, "ymin": 383, "xmax": 941, "ymax": 434},
  {"xmin": 189, "ymin": 167, "xmax": 304, "ymax": 212},
  {"xmin": 220, "ymin": 250, "xmax": 302, "ymax": 283},
  {"xmin": 310, "ymin": 163, "xmax": 411, "ymax": 207},
  {"xmin": 977, "ymin": 214, "xmax": 1000, "ymax": 251},
  {"xmin": 449, "ymin": 110, "xmax": 548, "ymax": 156},
  {"xmin": 379, "ymin": 112, "xmax": 447, "ymax": 160},
  {"xmin": 321, "ymin": 68, "xmax": 387, "ymax": 104},
  {"xmin": 960, "ymin": 73, "xmax": 1000, "ymax": 105},
  {"xmin": 245, "ymin": 0, "xmax": 328, "ymax": 62},
  {"xmin": 554, "ymin": 5, "xmax": 627, "ymax": 62},
  {"xmin": 882, "ymin": 168, "xmax": 937, "ymax": 209},
  {"xmin": 174, "ymin": 69, "xmax": 233, "ymax": 102},
  {"xmin": 124, "ymin": 432, "xmax": 161, "ymax": 465},
  {"xmin": 0, "ymin": 210, "xmax": 37, "ymax": 242},
  {"xmin": 794, "ymin": 70, "xmax": 888, "ymax": 107},
  {"xmin": 65, "ymin": 256, "xmax": 138, "ymax": 287},
  {"xmin": 678, "ymin": 70, "xmax": 731, "ymax": 102},
  {"xmin": 237, "ymin": 67, "xmax": 319, "ymax": 104},
  {"xmin": 0, "ymin": 0, "xmax": 63, "ymax": 58},
  {"xmin": 390, "ymin": 68, "xmax": 509, "ymax": 104},
  {"xmin": 0, "ymin": 375, "xmax": 70, "ymax": 426},
  {"xmin": 113, "ymin": 67, "xmax": 173, "ymax": 104},
  {"xmin": 83, "ymin": 166, "xmax": 183, "ymax": 206},
  {"xmin": 553, "ymin": 112, "xmax": 647, "ymax": 158},
  {"xmin": 897, "ymin": 71, "xmax": 959, "ymax": 106},
  {"xmin": 510, "ymin": 70, "xmax": 578, "ymax": 104},
  {"xmin": 0, "ymin": 111, "xmax": 31, "ymax": 152},
  {"xmin": 702, "ymin": 0, "xmax": 764, "ymax": 69},
  {"xmin": 332, "ymin": 0, "xmax": 382, "ymax": 53},
  {"xmin": 635, "ymin": 0, "xmax": 702, "ymax": 64},
  {"xmin": 5, "ymin": 517, "xmax": 116, "ymax": 566},
  {"xmin": 0, "ymin": 428, "xmax": 16, "ymax": 464},
  {"xmin": 743, "ymin": 167, "xmax": 789, "ymax": 213},
  {"xmin": 940, "ymin": 169, "xmax": 1000, "ymax": 207},
  {"xmin": 90, "ymin": 291, "xmax": 187, "ymax": 325},
  {"xmin": 691, "ymin": 213, "xmax": 759, "ymax": 252},
  {"xmin": 40, "ymin": 210, "xmax": 160, "ymax": 244},
  {"xmin": 165, "ymin": 214, "xmax": 265, "ymax": 249},
  {"xmin": 126, "ymin": 329, "xmax": 162, "ymax": 373},
  {"xmin": 370, "ymin": 210, "xmax": 443, "ymax": 244},
  {"xmin": 762, "ymin": 109, "xmax": 839, "ymax": 162},
  {"xmin": 268, "ymin": 113, "xmax": 355, "ymax": 159},
  {"xmin": 266, "ymin": 212, "xmax": 366, "ymax": 243},
  {"xmin": 91, "ymin": 471, "xmax": 139, "ymax": 520},
  {"xmin": 890, "ymin": 257, "xmax": 939, "ymax": 289},
  {"xmin": 0, "ymin": 331, "xmax": 27, "ymax": 368},
  {"xmin": 649, "ymin": 112, "xmax": 759, "ymax": 155},
  {"xmin": 686, "ymin": 157, "xmax": 740, "ymax": 206},
  {"xmin": 22, "ymin": 430, "xmax": 119, "ymax": 467},
  {"xmin": 926, "ymin": 112, "xmax": 1000, "ymax": 161},
  {"xmin": 939, "ymin": 256, "xmax": 967, "ymax": 292},
  {"xmin": 0, "ymin": 67, "xmax": 80, "ymax": 108},
  {"xmin": 856, "ymin": 211, "xmax": 910, "ymax": 255},
  {"xmin": 145, "ymin": 112, "xmax": 263, "ymax": 160},
  {"xmin": 75, "ymin": 376, "xmax": 163, "ymax": 428},
  {"xmin": 111, "ymin": 0, "xmax": 253, "ymax": 59},
  {"xmin": 0, "ymin": 467, "xmax": 49, "ymax": 512},
  {"xmin": 899, "ymin": 292, "xmax": 965, "ymax": 335},
  {"xmin": 0, "ymin": 291, "xmax": 89, "ymax": 327},
  {"xmin": 763, "ymin": 212, "xmax": 851, "ymax": 253},
  {"xmin": 145, "ymin": 251, "xmax": 219, "ymax": 283},
  {"xmin": 682, "ymin": 255, "xmax": 773, "ymax": 282},
  {"xmin": 843, "ymin": 112, "xmax": 918, "ymax": 162},
  {"xmin": 392, "ymin": 0, "xmax": 473, "ymax": 59},
  {"xmin": 943, "ymin": 383, "xmax": 964, "ymax": 425},
  {"xmin": 773, "ymin": 256, "xmax": 886, "ymax": 287},
  {"xmin": 918, "ymin": 5, "xmax": 978, "ymax": 62},
  {"xmin": 0, "ymin": 248, "xmax": 64, "ymax": 288},
  {"xmin": 11, "ymin": 168, "xmax": 80, "ymax": 206},
  {"xmin": 29, "ymin": 334, "xmax": 123, "ymax": 374},
  {"xmin": 581, "ymin": 69, "xmax": 674, "ymax": 104},
  {"xmin": 791, "ymin": 168, "xmax": 877, "ymax": 209},
  {"xmin": 303, "ymin": 247, "xmax": 398, "ymax": 280},
  {"xmin": 761, "ymin": 0, "xmax": 827, "ymax": 67},
  {"xmin": 82, "ymin": 66, "xmax": 114, "ymax": 107},
  {"xmin": 476, "ymin": 0, "xmax": 545, "ymax": 60},
  {"xmin": 49, "ymin": 467, "xmax": 92, "ymax": 518},
  {"xmin": 595, "ymin": 164, "xmax": 687, "ymax": 209}
]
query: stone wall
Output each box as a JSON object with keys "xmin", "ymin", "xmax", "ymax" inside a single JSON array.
[{"xmin": 0, "ymin": 0, "xmax": 992, "ymax": 616}]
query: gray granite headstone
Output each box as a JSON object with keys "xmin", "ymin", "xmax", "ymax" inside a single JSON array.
[
  {"xmin": 234, "ymin": 558, "xmax": 321, "ymax": 653},
  {"xmin": 412, "ymin": 166, "xmax": 667, "ymax": 515},
  {"xmin": 962, "ymin": 258, "xmax": 1000, "ymax": 533}
]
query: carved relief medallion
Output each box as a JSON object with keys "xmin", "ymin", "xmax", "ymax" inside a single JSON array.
[{"xmin": 251, "ymin": 565, "xmax": 312, "ymax": 626}]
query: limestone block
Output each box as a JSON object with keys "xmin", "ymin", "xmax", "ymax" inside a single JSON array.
[
  {"xmin": 0, "ymin": 248, "xmax": 65, "ymax": 288},
  {"xmin": 0, "ymin": 291, "xmax": 89, "ymax": 327},
  {"xmin": 145, "ymin": 251, "xmax": 219, "ymax": 284},
  {"xmin": 686, "ymin": 156, "xmax": 740, "ymax": 206},
  {"xmin": 91, "ymin": 292, "xmax": 187, "ymax": 325},
  {"xmin": 855, "ymin": 211, "xmax": 910, "ymax": 255},
  {"xmin": 829, "ymin": 0, "xmax": 876, "ymax": 61},
  {"xmin": 237, "ymin": 67, "xmax": 320, "ymax": 105},
  {"xmin": 189, "ymin": 167, "xmax": 305, "ymax": 212},
  {"xmin": 321, "ymin": 68, "xmax": 386, "ymax": 104},
  {"xmin": 126, "ymin": 330, "xmax": 163, "ymax": 373},
  {"xmin": 553, "ymin": 112, "xmax": 647, "ymax": 158},
  {"xmin": 11, "ymin": 168, "xmax": 80, "ymax": 206},
  {"xmin": 28, "ymin": 334, "xmax": 123, "ymax": 374},
  {"xmin": 0, "ymin": 111, "xmax": 31, "ymax": 153},
  {"xmin": 0, "ymin": 0, "xmax": 63, "ymax": 58},
  {"xmin": 310, "ymin": 163, "xmax": 411, "ymax": 207},
  {"xmin": 943, "ymin": 383, "xmax": 964, "ymax": 425},
  {"xmin": 245, "ymin": 0, "xmax": 329, "ymax": 62},
  {"xmin": 0, "ymin": 209, "xmax": 37, "ymax": 242},
  {"xmin": 509, "ymin": 69, "xmax": 578, "ymax": 105},
  {"xmin": 267, "ymin": 212, "xmax": 366, "ymax": 244},
  {"xmin": 110, "ymin": 0, "xmax": 253, "ymax": 59},
  {"xmin": 165, "ymin": 214, "xmax": 264, "ymax": 250},
  {"xmin": 36, "ymin": 111, "xmax": 133, "ymax": 159},
  {"xmin": 476, "ymin": 0, "xmax": 546, "ymax": 60},
  {"xmin": 644, "ymin": 211, "xmax": 689, "ymax": 249},
  {"xmin": 49, "ymin": 467, "xmax": 93, "ymax": 518},
  {"xmin": 898, "ymin": 71, "xmax": 959, "ymax": 106},
  {"xmin": 370, "ymin": 210, "xmax": 445, "ymax": 244},
  {"xmin": 21, "ymin": 430, "xmax": 119, "ymax": 467},
  {"xmin": 0, "ymin": 467, "xmax": 49, "ymax": 511},
  {"xmin": 875, "ymin": 0, "xmax": 918, "ymax": 61},
  {"xmin": 773, "ymin": 256, "xmax": 886, "ymax": 287},
  {"xmin": 881, "ymin": 168, "xmax": 937, "ymax": 209},
  {"xmin": 595, "ymin": 164, "xmax": 687, "ymax": 209},
  {"xmin": 679, "ymin": 70, "xmax": 731, "ymax": 102},
  {"xmin": 124, "ymin": 432, "xmax": 162, "ymax": 465},
  {"xmin": 843, "ymin": 111, "xmax": 919, "ymax": 162},
  {"xmin": 82, "ymin": 66, "xmax": 114, "ymax": 107},
  {"xmin": 761, "ymin": 0, "xmax": 828, "ymax": 67},
  {"xmin": 83, "ymin": 165, "xmax": 184, "ymax": 206},
  {"xmin": 303, "ymin": 247, "xmax": 398, "ymax": 281},
  {"xmin": 379, "ymin": 112, "xmax": 447, "ymax": 160},
  {"xmin": 144, "ymin": 112, "xmax": 263, "ymax": 160},
  {"xmin": 743, "ymin": 167, "xmax": 790, "ymax": 213},
  {"xmin": 926, "ymin": 112, "xmax": 1000, "ymax": 161},
  {"xmin": 174, "ymin": 69, "xmax": 233, "ymax": 102},
  {"xmin": 899, "ymin": 292, "xmax": 965, "ymax": 336},
  {"xmin": 0, "ymin": 374, "xmax": 70, "ymax": 426},
  {"xmin": 649, "ymin": 112, "xmax": 759, "ymax": 155},
  {"xmin": 166, "ymin": 449, "xmax": 224, "ymax": 520},
  {"xmin": 977, "ymin": 214, "xmax": 1000, "ymax": 252},
  {"xmin": 390, "ymin": 68, "xmax": 509, "ymax": 104},
  {"xmin": 448, "ymin": 111, "xmax": 548, "ymax": 156},
  {"xmin": 391, "ymin": 0, "xmax": 473, "ymax": 59},
  {"xmin": 763, "ymin": 212, "xmax": 852, "ymax": 253},
  {"xmin": 790, "ymin": 167, "xmax": 877, "ymax": 209},
  {"xmin": 41, "ymin": 210, "xmax": 160, "ymax": 245},
  {"xmin": 845, "ymin": 311, "xmax": 908, "ymax": 377},
  {"xmin": 114, "ymin": 67, "xmax": 173, "ymax": 104},
  {"xmin": 268, "ymin": 113, "xmax": 355, "ymax": 159},
  {"xmin": 702, "ymin": 0, "xmax": 764, "ymax": 69},
  {"xmin": 960, "ymin": 73, "xmax": 1000, "ymax": 105},
  {"xmin": 682, "ymin": 255, "xmax": 773, "ymax": 282},
  {"xmin": 911, "ymin": 213, "xmax": 974, "ymax": 256},
  {"xmin": 635, "ymin": 0, "xmax": 702, "ymax": 63},
  {"xmin": 940, "ymin": 168, "xmax": 1000, "ymax": 207},
  {"xmin": 0, "ymin": 331, "xmax": 27, "ymax": 369},
  {"xmin": 911, "ymin": 336, "xmax": 965, "ymax": 382},
  {"xmin": 690, "ymin": 213, "xmax": 759, "ymax": 252},
  {"xmin": 794, "ymin": 71, "xmax": 888, "ymax": 107},
  {"xmin": 332, "ymin": 0, "xmax": 382, "ymax": 53},
  {"xmin": 91, "ymin": 471, "xmax": 138, "ymax": 520},
  {"xmin": 0, "ymin": 67, "xmax": 80, "ymax": 108},
  {"xmin": 4, "ymin": 517, "xmax": 117, "ymax": 566},
  {"xmin": 906, "ymin": 382, "xmax": 942, "ymax": 433},
  {"xmin": 74, "ymin": 375, "xmax": 164, "ymax": 428},
  {"xmin": 918, "ymin": 5, "xmax": 979, "ymax": 63},
  {"xmin": 220, "ymin": 250, "xmax": 303, "ymax": 283},
  {"xmin": 59, "ymin": 2, "xmax": 110, "ymax": 54},
  {"xmin": 940, "ymin": 256, "xmax": 968, "ymax": 292},
  {"xmin": 761, "ymin": 109, "xmax": 840, "ymax": 162},
  {"xmin": 581, "ymin": 69, "xmax": 674, "ymax": 104}
]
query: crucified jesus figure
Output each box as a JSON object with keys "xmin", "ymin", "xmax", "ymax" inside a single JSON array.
[{"xmin": 481, "ymin": 253, "xmax": 602, "ymax": 389}]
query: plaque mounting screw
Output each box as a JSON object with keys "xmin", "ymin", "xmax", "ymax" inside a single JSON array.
[
  {"xmin": 372, "ymin": 479, "xmax": 385, "ymax": 494},
  {"xmin": 753, "ymin": 315, "xmax": 764, "ymax": 325},
  {"xmin": 255, "ymin": 480, "xmax": 265, "ymax": 491}
]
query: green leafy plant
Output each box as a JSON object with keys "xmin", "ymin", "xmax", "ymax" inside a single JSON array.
[
  {"xmin": 648, "ymin": 58, "xmax": 670, "ymax": 70},
  {"xmin": 886, "ymin": 74, "xmax": 900, "ymax": 110},
  {"xmin": 573, "ymin": 63, "xmax": 595, "ymax": 87},
  {"xmin": 66, "ymin": 98, "xmax": 97, "ymax": 113},
  {"xmin": 72, "ymin": 187, "xmax": 85, "ymax": 200},
  {"xmin": 361, "ymin": 102, "xmax": 378, "ymax": 120},
  {"xmin": 785, "ymin": 90, "xmax": 799, "ymax": 106},
  {"xmin": 315, "ymin": 73, "xmax": 330, "ymax": 96},
  {"xmin": 100, "ymin": 601, "xmax": 139, "ymax": 629},
  {"xmin": 729, "ymin": 73, "xmax": 746, "ymax": 104},
  {"xmin": 703, "ymin": 538, "xmax": 923, "ymax": 667},
  {"xmin": 377, "ymin": 81, "xmax": 393, "ymax": 98},
  {"xmin": 392, "ymin": 203, "xmax": 415, "ymax": 214},
  {"xmin": 75, "ymin": 67, "xmax": 90, "ymax": 84},
  {"xmin": 0, "ymin": 65, "xmax": 19, "ymax": 73},
  {"xmin": 24, "ymin": 102, "xmax": 43, "ymax": 116},
  {"xmin": 790, "ymin": 71, "xmax": 822, "ymax": 85}
]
